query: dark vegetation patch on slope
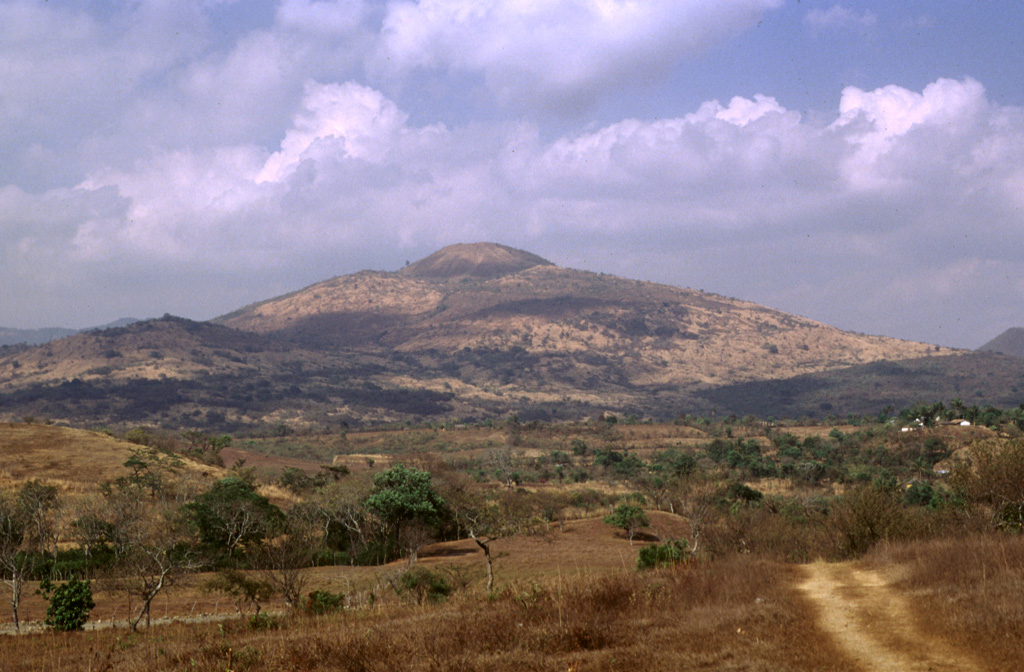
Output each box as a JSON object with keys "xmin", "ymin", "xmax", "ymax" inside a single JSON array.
[{"xmin": 699, "ymin": 351, "xmax": 1024, "ymax": 419}]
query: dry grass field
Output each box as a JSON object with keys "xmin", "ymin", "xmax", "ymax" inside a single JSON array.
[
  {"xmin": 3, "ymin": 421, "xmax": 1024, "ymax": 670},
  {"xmin": 4, "ymin": 533, "xmax": 1023, "ymax": 671},
  {"xmin": 0, "ymin": 423, "xmax": 189, "ymax": 495}
]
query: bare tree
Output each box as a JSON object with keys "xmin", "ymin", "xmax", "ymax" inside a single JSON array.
[
  {"xmin": 667, "ymin": 478, "xmax": 719, "ymax": 556},
  {"xmin": 17, "ymin": 480, "xmax": 62, "ymax": 558},
  {"xmin": 305, "ymin": 476, "xmax": 374, "ymax": 562},
  {"xmin": 397, "ymin": 519, "xmax": 435, "ymax": 566},
  {"xmin": 108, "ymin": 501, "xmax": 198, "ymax": 631},
  {"xmin": 459, "ymin": 490, "xmax": 540, "ymax": 592},
  {"xmin": 256, "ymin": 511, "xmax": 318, "ymax": 609},
  {"xmin": 486, "ymin": 445, "xmax": 518, "ymax": 489},
  {"xmin": 0, "ymin": 491, "xmax": 31, "ymax": 633}
]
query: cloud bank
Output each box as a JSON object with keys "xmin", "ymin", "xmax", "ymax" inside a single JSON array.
[{"xmin": 1, "ymin": 1, "xmax": 1022, "ymax": 349}]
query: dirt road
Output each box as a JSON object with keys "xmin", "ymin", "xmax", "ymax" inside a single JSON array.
[{"xmin": 798, "ymin": 562, "xmax": 982, "ymax": 672}]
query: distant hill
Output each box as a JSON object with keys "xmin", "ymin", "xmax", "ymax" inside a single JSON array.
[
  {"xmin": 0, "ymin": 318, "xmax": 140, "ymax": 346},
  {"xmin": 0, "ymin": 326, "xmax": 78, "ymax": 347},
  {"xmin": 2, "ymin": 243, "xmax": 1019, "ymax": 430},
  {"xmin": 977, "ymin": 328, "xmax": 1024, "ymax": 360}
]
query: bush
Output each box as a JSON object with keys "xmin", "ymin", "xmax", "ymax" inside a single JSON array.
[
  {"xmin": 637, "ymin": 539, "xmax": 689, "ymax": 570},
  {"xmin": 247, "ymin": 612, "xmax": 280, "ymax": 630},
  {"xmin": 40, "ymin": 577, "xmax": 95, "ymax": 631},
  {"xmin": 305, "ymin": 589, "xmax": 345, "ymax": 615},
  {"xmin": 394, "ymin": 566, "xmax": 453, "ymax": 604}
]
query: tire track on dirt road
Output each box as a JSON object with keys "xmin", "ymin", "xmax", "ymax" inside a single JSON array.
[{"xmin": 798, "ymin": 562, "xmax": 983, "ymax": 672}]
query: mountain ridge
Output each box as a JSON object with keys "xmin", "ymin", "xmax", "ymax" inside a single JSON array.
[
  {"xmin": 0, "ymin": 318, "xmax": 140, "ymax": 347},
  {"xmin": 2, "ymin": 242, "xmax": 1015, "ymax": 429}
]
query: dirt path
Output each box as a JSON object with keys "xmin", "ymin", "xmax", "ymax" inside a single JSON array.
[{"xmin": 797, "ymin": 562, "xmax": 982, "ymax": 672}]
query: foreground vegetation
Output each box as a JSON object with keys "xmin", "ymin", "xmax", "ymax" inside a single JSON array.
[{"xmin": 3, "ymin": 402, "xmax": 1024, "ymax": 669}]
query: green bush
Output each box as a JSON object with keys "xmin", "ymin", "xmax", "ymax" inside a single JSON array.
[
  {"xmin": 305, "ymin": 589, "xmax": 346, "ymax": 615},
  {"xmin": 247, "ymin": 612, "xmax": 280, "ymax": 630},
  {"xmin": 395, "ymin": 566, "xmax": 453, "ymax": 604},
  {"xmin": 637, "ymin": 539, "xmax": 689, "ymax": 570},
  {"xmin": 40, "ymin": 577, "xmax": 95, "ymax": 631}
]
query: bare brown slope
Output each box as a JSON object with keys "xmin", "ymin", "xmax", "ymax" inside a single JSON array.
[{"xmin": 215, "ymin": 244, "xmax": 960, "ymax": 388}]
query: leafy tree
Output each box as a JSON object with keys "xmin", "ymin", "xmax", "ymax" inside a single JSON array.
[
  {"xmin": 604, "ymin": 504, "xmax": 650, "ymax": 545},
  {"xmin": 39, "ymin": 577, "xmax": 95, "ymax": 631},
  {"xmin": 114, "ymin": 447, "xmax": 183, "ymax": 498},
  {"xmin": 305, "ymin": 589, "xmax": 345, "ymax": 615},
  {"xmin": 278, "ymin": 467, "xmax": 315, "ymax": 494},
  {"xmin": 186, "ymin": 477, "xmax": 285, "ymax": 560},
  {"xmin": 364, "ymin": 464, "xmax": 446, "ymax": 561},
  {"xmin": 181, "ymin": 430, "xmax": 231, "ymax": 466},
  {"xmin": 392, "ymin": 566, "xmax": 453, "ymax": 604}
]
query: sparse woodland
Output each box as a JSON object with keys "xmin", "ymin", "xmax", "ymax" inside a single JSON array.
[{"xmin": 2, "ymin": 402, "xmax": 1024, "ymax": 670}]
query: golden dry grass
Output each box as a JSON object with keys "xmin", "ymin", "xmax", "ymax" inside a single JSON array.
[
  {"xmin": 863, "ymin": 535, "xmax": 1024, "ymax": 672},
  {"xmin": 0, "ymin": 423, "xmax": 147, "ymax": 495},
  {"xmin": 0, "ymin": 556, "xmax": 845, "ymax": 672}
]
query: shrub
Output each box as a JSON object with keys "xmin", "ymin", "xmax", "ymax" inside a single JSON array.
[
  {"xmin": 248, "ymin": 612, "xmax": 280, "ymax": 630},
  {"xmin": 305, "ymin": 589, "xmax": 346, "ymax": 615},
  {"xmin": 40, "ymin": 577, "xmax": 95, "ymax": 631},
  {"xmin": 637, "ymin": 539, "xmax": 689, "ymax": 570},
  {"xmin": 394, "ymin": 566, "xmax": 453, "ymax": 604}
]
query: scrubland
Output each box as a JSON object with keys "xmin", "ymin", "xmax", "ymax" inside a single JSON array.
[{"xmin": 2, "ymin": 407, "xmax": 1024, "ymax": 670}]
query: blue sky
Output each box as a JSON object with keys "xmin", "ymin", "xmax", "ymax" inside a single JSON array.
[{"xmin": 2, "ymin": 1, "xmax": 1023, "ymax": 349}]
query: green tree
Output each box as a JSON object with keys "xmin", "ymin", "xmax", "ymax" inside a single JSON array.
[
  {"xmin": 181, "ymin": 431, "xmax": 231, "ymax": 466},
  {"xmin": 363, "ymin": 465, "xmax": 446, "ymax": 562},
  {"xmin": 603, "ymin": 504, "xmax": 650, "ymax": 545},
  {"xmin": 115, "ymin": 447, "xmax": 183, "ymax": 498},
  {"xmin": 186, "ymin": 477, "xmax": 285, "ymax": 560},
  {"xmin": 39, "ymin": 577, "xmax": 95, "ymax": 631}
]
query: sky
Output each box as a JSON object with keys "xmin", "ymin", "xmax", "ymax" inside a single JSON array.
[{"xmin": 2, "ymin": 1, "xmax": 1023, "ymax": 349}]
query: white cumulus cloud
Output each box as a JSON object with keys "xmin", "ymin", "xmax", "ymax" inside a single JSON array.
[{"xmin": 376, "ymin": 0, "xmax": 783, "ymax": 108}]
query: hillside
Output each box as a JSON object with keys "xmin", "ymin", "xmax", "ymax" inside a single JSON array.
[
  {"xmin": 0, "ymin": 423, "xmax": 226, "ymax": 495},
  {"xmin": 1, "ymin": 242, "xmax": 1018, "ymax": 429},
  {"xmin": 216, "ymin": 243, "xmax": 955, "ymax": 384},
  {"xmin": 978, "ymin": 327, "xmax": 1024, "ymax": 359}
]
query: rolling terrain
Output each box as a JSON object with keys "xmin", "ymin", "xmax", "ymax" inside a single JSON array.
[{"xmin": 1, "ymin": 243, "xmax": 1020, "ymax": 429}]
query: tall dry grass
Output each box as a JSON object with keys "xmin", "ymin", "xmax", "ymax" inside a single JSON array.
[
  {"xmin": 0, "ymin": 555, "xmax": 847, "ymax": 671},
  {"xmin": 864, "ymin": 533, "xmax": 1024, "ymax": 671}
]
